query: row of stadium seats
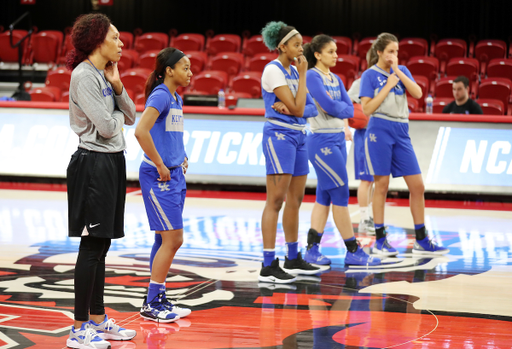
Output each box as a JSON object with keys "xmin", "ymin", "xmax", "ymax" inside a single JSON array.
[
  {"xmin": 1, "ymin": 27, "xmax": 511, "ymax": 76},
  {"xmin": 29, "ymin": 64, "xmax": 512, "ymax": 115}
]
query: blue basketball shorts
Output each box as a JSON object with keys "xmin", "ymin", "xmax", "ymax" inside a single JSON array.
[
  {"xmin": 139, "ymin": 162, "xmax": 187, "ymax": 231},
  {"xmin": 364, "ymin": 117, "xmax": 421, "ymax": 177},
  {"xmin": 354, "ymin": 128, "xmax": 374, "ymax": 182},
  {"xmin": 307, "ymin": 132, "xmax": 349, "ymax": 207},
  {"xmin": 262, "ymin": 121, "xmax": 309, "ymax": 176}
]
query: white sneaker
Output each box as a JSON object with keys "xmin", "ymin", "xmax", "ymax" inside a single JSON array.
[
  {"xmin": 163, "ymin": 298, "xmax": 192, "ymax": 318},
  {"xmin": 89, "ymin": 314, "xmax": 136, "ymax": 341},
  {"xmin": 358, "ymin": 216, "xmax": 375, "ymax": 235},
  {"xmin": 66, "ymin": 322, "xmax": 111, "ymax": 349}
]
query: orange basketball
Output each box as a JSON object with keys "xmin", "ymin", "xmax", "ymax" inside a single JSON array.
[{"xmin": 348, "ymin": 103, "xmax": 369, "ymax": 129}]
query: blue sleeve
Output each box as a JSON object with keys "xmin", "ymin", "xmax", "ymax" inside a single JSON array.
[
  {"xmin": 306, "ymin": 71, "xmax": 353, "ymax": 119},
  {"xmin": 145, "ymin": 88, "xmax": 168, "ymax": 117},
  {"xmin": 359, "ymin": 70, "xmax": 375, "ymax": 99},
  {"xmin": 302, "ymin": 92, "xmax": 318, "ymax": 118}
]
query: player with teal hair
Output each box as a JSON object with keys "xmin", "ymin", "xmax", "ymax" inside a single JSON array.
[{"xmin": 258, "ymin": 21, "xmax": 320, "ymax": 284}]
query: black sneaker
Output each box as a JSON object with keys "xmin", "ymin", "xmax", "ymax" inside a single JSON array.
[
  {"xmin": 258, "ymin": 258, "xmax": 296, "ymax": 284},
  {"xmin": 282, "ymin": 252, "xmax": 321, "ymax": 275}
]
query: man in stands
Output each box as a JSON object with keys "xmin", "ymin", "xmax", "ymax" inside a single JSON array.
[{"xmin": 442, "ymin": 76, "xmax": 483, "ymax": 114}]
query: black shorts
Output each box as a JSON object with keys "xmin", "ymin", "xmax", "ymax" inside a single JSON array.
[{"xmin": 67, "ymin": 148, "xmax": 127, "ymax": 239}]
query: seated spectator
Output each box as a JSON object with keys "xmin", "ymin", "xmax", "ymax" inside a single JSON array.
[{"xmin": 442, "ymin": 76, "xmax": 483, "ymax": 114}]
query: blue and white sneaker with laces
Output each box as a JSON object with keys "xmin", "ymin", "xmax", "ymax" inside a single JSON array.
[
  {"xmin": 140, "ymin": 293, "xmax": 180, "ymax": 323},
  {"xmin": 345, "ymin": 247, "xmax": 382, "ymax": 266},
  {"xmin": 372, "ymin": 237, "xmax": 399, "ymax": 256},
  {"xmin": 66, "ymin": 321, "xmax": 110, "ymax": 349},
  {"xmin": 413, "ymin": 237, "xmax": 449, "ymax": 255},
  {"xmin": 304, "ymin": 243, "xmax": 331, "ymax": 265},
  {"xmin": 163, "ymin": 298, "xmax": 192, "ymax": 318},
  {"xmin": 89, "ymin": 314, "xmax": 136, "ymax": 341}
]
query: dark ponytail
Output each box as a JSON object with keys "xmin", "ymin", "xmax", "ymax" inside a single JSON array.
[
  {"xmin": 304, "ymin": 34, "xmax": 335, "ymax": 69},
  {"xmin": 367, "ymin": 32, "xmax": 398, "ymax": 67},
  {"xmin": 144, "ymin": 47, "xmax": 179, "ymax": 102}
]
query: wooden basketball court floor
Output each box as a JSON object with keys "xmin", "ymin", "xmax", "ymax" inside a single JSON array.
[{"xmin": 0, "ymin": 184, "xmax": 511, "ymax": 348}]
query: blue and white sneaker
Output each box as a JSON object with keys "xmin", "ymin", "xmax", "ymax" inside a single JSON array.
[
  {"xmin": 140, "ymin": 293, "xmax": 180, "ymax": 323},
  {"xmin": 89, "ymin": 314, "xmax": 136, "ymax": 341},
  {"xmin": 372, "ymin": 237, "xmax": 399, "ymax": 256},
  {"xmin": 66, "ymin": 322, "xmax": 111, "ymax": 349},
  {"xmin": 413, "ymin": 237, "xmax": 449, "ymax": 255},
  {"xmin": 162, "ymin": 298, "xmax": 191, "ymax": 318},
  {"xmin": 304, "ymin": 243, "xmax": 332, "ymax": 265},
  {"xmin": 345, "ymin": 247, "xmax": 382, "ymax": 266}
]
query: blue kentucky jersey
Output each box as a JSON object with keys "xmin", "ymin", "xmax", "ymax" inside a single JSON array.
[
  {"xmin": 359, "ymin": 65, "xmax": 414, "ymax": 121},
  {"xmin": 144, "ymin": 84, "xmax": 186, "ymax": 168},
  {"xmin": 261, "ymin": 60, "xmax": 316, "ymax": 125}
]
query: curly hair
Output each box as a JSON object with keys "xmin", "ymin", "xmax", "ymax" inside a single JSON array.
[
  {"xmin": 66, "ymin": 13, "xmax": 111, "ymax": 70},
  {"xmin": 261, "ymin": 21, "xmax": 297, "ymax": 52}
]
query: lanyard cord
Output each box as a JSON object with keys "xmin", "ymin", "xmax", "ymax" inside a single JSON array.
[{"xmin": 87, "ymin": 59, "xmax": 116, "ymax": 106}]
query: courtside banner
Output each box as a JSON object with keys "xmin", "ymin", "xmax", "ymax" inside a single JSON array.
[
  {"xmin": 0, "ymin": 110, "xmax": 322, "ymax": 181},
  {"xmin": 426, "ymin": 127, "xmax": 512, "ymax": 187},
  {"xmin": 1, "ymin": 108, "xmax": 511, "ymax": 195}
]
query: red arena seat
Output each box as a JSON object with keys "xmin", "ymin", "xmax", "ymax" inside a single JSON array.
[
  {"xmin": 435, "ymin": 76, "xmax": 458, "ymax": 98},
  {"xmin": 134, "ymin": 93, "xmax": 146, "ymax": 105},
  {"xmin": 475, "ymin": 39, "xmax": 507, "ymax": 77},
  {"xmin": 398, "ymin": 38, "xmax": 428, "ymax": 65},
  {"xmin": 330, "ymin": 55, "xmax": 359, "ymax": 87},
  {"xmin": 408, "ymin": 75, "xmax": 430, "ymax": 111},
  {"xmin": 487, "ymin": 59, "xmax": 512, "ymax": 85},
  {"xmin": 225, "ymin": 92, "xmax": 252, "ymax": 108},
  {"xmin": 119, "ymin": 31, "xmax": 134, "ymax": 49},
  {"xmin": 30, "ymin": 30, "xmax": 63, "ymax": 65},
  {"xmin": 331, "ymin": 36, "xmax": 352, "ymax": 55},
  {"xmin": 185, "ymin": 51, "xmax": 208, "ymax": 75},
  {"xmin": 171, "ymin": 33, "xmax": 205, "ymax": 52},
  {"xmin": 209, "ymin": 52, "xmax": 244, "ymax": 78},
  {"xmin": 207, "ymin": 34, "xmax": 241, "ymax": 56},
  {"xmin": 231, "ymin": 71, "xmax": 262, "ymax": 98},
  {"xmin": 191, "ymin": 70, "xmax": 228, "ymax": 94},
  {"xmin": 134, "ymin": 32, "xmax": 169, "ymax": 54},
  {"xmin": 476, "ymin": 98, "xmax": 505, "ymax": 115},
  {"xmin": 407, "ymin": 56, "xmax": 439, "ymax": 84},
  {"xmin": 118, "ymin": 49, "xmax": 139, "ymax": 72},
  {"xmin": 138, "ymin": 50, "xmax": 160, "ymax": 70},
  {"xmin": 356, "ymin": 37, "xmax": 376, "ymax": 71},
  {"xmin": 0, "ymin": 30, "xmax": 30, "ymax": 63},
  {"xmin": 433, "ymin": 97, "xmax": 454, "ymax": 113},
  {"xmin": 434, "ymin": 39, "xmax": 467, "ymax": 74},
  {"xmin": 61, "ymin": 91, "xmax": 70, "ymax": 103},
  {"xmin": 478, "ymin": 77, "xmax": 512, "ymax": 114},
  {"xmin": 446, "ymin": 58, "xmax": 479, "ymax": 79},
  {"xmin": 120, "ymin": 68, "xmax": 152, "ymax": 95},
  {"xmin": 243, "ymin": 35, "xmax": 270, "ymax": 57},
  {"xmin": 247, "ymin": 53, "xmax": 278, "ymax": 73},
  {"xmin": 45, "ymin": 68, "xmax": 72, "ymax": 91},
  {"xmin": 29, "ymin": 86, "xmax": 62, "ymax": 102},
  {"xmin": 407, "ymin": 98, "xmax": 420, "ymax": 113}
]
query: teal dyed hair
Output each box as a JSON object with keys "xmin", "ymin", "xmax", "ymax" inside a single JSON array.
[{"xmin": 261, "ymin": 21, "xmax": 297, "ymax": 51}]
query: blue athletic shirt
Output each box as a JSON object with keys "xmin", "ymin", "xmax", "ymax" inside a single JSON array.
[
  {"xmin": 261, "ymin": 60, "xmax": 317, "ymax": 125},
  {"xmin": 359, "ymin": 65, "xmax": 415, "ymax": 122},
  {"xmin": 306, "ymin": 68, "xmax": 353, "ymax": 132},
  {"xmin": 144, "ymin": 84, "xmax": 186, "ymax": 168}
]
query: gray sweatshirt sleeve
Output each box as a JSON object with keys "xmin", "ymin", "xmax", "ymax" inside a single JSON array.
[{"xmin": 114, "ymin": 86, "xmax": 136, "ymax": 126}]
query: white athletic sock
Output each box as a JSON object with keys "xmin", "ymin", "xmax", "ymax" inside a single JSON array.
[{"xmin": 360, "ymin": 207, "xmax": 369, "ymax": 220}]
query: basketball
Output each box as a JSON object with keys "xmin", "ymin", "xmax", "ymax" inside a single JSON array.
[{"xmin": 348, "ymin": 103, "xmax": 369, "ymax": 129}]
